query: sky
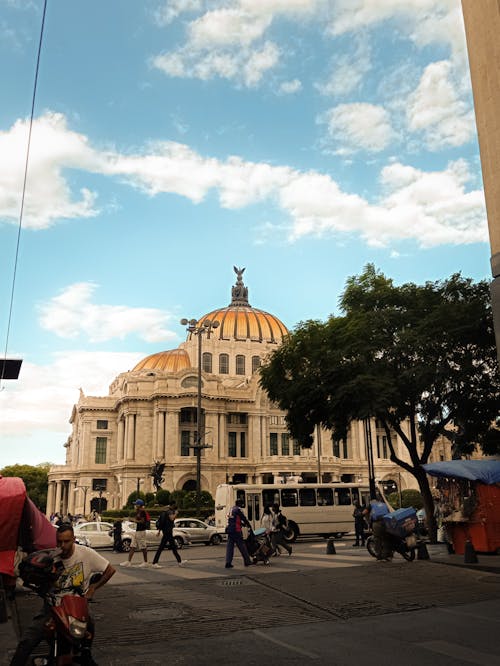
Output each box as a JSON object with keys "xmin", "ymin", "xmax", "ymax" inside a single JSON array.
[{"xmin": 0, "ymin": 0, "xmax": 492, "ymax": 469}]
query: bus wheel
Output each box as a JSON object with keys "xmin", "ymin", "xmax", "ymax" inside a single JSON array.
[{"xmin": 284, "ymin": 523, "xmax": 298, "ymax": 543}]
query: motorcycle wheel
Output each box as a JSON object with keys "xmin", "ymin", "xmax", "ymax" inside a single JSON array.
[
  {"xmin": 366, "ymin": 536, "xmax": 379, "ymax": 559},
  {"xmin": 401, "ymin": 548, "xmax": 415, "ymax": 562}
]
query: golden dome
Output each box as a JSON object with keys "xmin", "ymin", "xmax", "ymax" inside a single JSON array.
[
  {"xmin": 133, "ymin": 349, "xmax": 191, "ymax": 372},
  {"xmin": 189, "ymin": 267, "xmax": 288, "ymax": 344},
  {"xmin": 198, "ymin": 306, "xmax": 288, "ymax": 343}
]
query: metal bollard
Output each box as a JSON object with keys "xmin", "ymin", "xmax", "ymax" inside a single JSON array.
[
  {"xmin": 326, "ymin": 537, "xmax": 336, "ymax": 554},
  {"xmin": 464, "ymin": 539, "xmax": 478, "ymax": 564}
]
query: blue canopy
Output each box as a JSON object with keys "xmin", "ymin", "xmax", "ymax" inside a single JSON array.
[{"xmin": 423, "ymin": 460, "xmax": 500, "ymax": 485}]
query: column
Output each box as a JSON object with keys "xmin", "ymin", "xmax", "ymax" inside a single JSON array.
[
  {"xmin": 54, "ymin": 481, "xmax": 62, "ymax": 515},
  {"xmin": 67, "ymin": 481, "xmax": 76, "ymax": 514},
  {"xmin": 46, "ymin": 482, "xmax": 55, "ymax": 517},
  {"xmin": 165, "ymin": 411, "xmax": 178, "ymax": 460},
  {"xmin": 126, "ymin": 414, "xmax": 135, "ymax": 460},
  {"xmin": 117, "ymin": 418, "xmax": 125, "ymax": 462},
  {"xmin": 157, "ymin": 411, "xmax": 165, "ymax": 459}
]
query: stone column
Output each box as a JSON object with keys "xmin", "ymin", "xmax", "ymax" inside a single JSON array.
[
  {"xmin": 157, "ymin": 411, "xmax": 165, "ymax": 459},
  {"xmin": 54, "ymin": 481, "xmax": 62, "ymax": 515},
  {"xmin": 67, "ymin": 481, "xmax": 76, "ymax": 514},
  {"xmin": 126, "ymin": 414, "xmax": 135, "ymax": 460},
  {"xmin": 117, "ymin": 418, "xmax": 125, "ymax": 462},
  {"xmin": 46, "ymin": 482, "xmax": 55, "ymax": 517},
  {"xmin": 165, "ymin": 410, "xmax": 178, "ymax": 460}
]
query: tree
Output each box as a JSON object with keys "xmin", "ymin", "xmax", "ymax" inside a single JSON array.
[
  {"xmin": 260, "ymin": 265, "xmax": 500, "ymax": 542},
  {"xmin": 0, "ymin": 463, "xmax": 50, "ymax": 511}
]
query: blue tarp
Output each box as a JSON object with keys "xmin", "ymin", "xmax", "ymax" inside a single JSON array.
[{"xmin": 422, "ymin": 460, "xmax": 500, "ymax": 485}]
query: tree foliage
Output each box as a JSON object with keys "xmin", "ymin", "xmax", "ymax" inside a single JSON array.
[
  {"xmin": 386, "ymin": 489, "xmax": 424, "ymax": 510},
  {"xmin": 260, "ymin": 265, "xmax": 500, "ymax": 541},
  {"xmin": 0, "ymin": 463, "xmax": 50, "ymax": 511}
]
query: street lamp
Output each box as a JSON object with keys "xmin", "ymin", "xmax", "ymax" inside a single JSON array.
[
  {"xmin": 180, "ymin": 316, "xmax": 220, "ymax": 516},
  {"xmin": 363, "ymin": 418, "xmax": 377, "ymax": 500}
]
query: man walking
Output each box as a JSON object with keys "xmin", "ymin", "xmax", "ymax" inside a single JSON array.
[
  {"xmin": 120, "ymin": 499, "xmax": 149, "ymax": 567},
  {"xmin": 225, "ymin": 499, "xmax": 253, "ymax": 568},
  {"xmin": 152, "ymin": 504, "xmax": 186, "ymax": 568}
]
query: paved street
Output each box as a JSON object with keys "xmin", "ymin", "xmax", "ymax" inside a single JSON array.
[{"xmin": 3, "ymin": 539, "xmax": 500, "ymax": 665}]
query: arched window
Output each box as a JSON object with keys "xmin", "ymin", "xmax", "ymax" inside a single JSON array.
[
  {"xmin": 251, "ymin": 355, "xmax": 261, "ymax": 373},
  {"xmin": 219, "ymin": 353, "xmax": 229, "ymax": 374},
  {"xmin": 202, "ymin": 352, "xmax": 212, "ymax": 373},
  {"xmin": 236, "ymin": 355, "xmax": 245, "ymax": 375}
]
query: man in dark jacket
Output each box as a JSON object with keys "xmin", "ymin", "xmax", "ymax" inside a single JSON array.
[
  {"xmin": 152, "ymin": 504, "xmax": 186, "ymax": 568},
  {"xmin": 225, "ymin": 499, "xmax": 253, "ymax": 569}
]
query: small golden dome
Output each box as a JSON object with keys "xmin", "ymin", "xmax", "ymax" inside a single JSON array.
[{"xmin": 133, "ymin": 349, "xmax": 191, "ymax": 372}]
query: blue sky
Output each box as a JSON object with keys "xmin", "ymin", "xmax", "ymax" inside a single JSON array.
[{"xmin": 0, "ymin": 0, "xmax": 492, "ymax": 468}]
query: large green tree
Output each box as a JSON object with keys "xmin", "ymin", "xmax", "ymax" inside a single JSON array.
[
  {"xmin": 260, "ymin": 266, "xmax": 500, "ymax": 541},
  {"xmin": 0, "ymin": 463, "xmax": 51, "ymax": 510}
]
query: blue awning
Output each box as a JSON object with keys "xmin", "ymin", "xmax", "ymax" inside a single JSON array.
[{"xmin": 422, "ymin": 460, "xmax": 500, "ymax": 485}]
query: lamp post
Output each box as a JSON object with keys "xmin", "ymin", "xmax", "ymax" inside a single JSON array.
[
  {"xmin": 180, "ymin": 316, "xmax": 219, "ymax": 516},
  {"xmin": 363, "ymin": 418, "xmax": 377, "ymax": 500},
  {"xmin": 95, "ymin": 484, "xmax": 106, "ymax": 515}
]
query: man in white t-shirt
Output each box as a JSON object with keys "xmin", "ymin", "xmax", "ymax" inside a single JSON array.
[{"xmin": 10, "ymin": 524, "xmax": 115, "ymax": 665}]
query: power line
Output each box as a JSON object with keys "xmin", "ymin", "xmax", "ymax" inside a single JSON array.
[{"xmin": 1, "ymin": 0, "xmax": 48, "ymax": 387}]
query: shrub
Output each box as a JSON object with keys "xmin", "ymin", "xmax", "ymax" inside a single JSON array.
[{"xmin": 387, "ymin": 489, "xmax": 424, "ymax": 510}]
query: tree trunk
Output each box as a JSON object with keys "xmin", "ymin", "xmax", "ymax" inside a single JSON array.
[{"xmin": 412, "ymin": 466, "xmax": 437, "ymax": 543}]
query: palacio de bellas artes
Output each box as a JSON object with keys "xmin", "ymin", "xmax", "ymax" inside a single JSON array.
[{"xmin": 46, "ymin": 267, "xmax": 446, "ymax": 517}]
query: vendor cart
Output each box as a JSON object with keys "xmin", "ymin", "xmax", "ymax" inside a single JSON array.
[{"xmin": 423, "ymin": 460, "xmax": 500, "ymax": 555}]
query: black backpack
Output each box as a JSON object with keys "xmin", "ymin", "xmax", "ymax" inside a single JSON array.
[{"xmin": 155, "ymin": 511, "xmax": 167, "ymax": 530}]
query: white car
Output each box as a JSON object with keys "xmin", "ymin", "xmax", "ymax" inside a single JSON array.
[
  {"xmin": 73, "ymin": 521, "xmax": 116, "ymax": 548},
  {"xmin": 174, "ymin": 518, "xmax": 223, "ymax": 545}
]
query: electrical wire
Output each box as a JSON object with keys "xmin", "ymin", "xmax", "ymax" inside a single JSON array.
[{"xmin": 1, "ymin": 0, "xmax": 48, "ymax": 388}]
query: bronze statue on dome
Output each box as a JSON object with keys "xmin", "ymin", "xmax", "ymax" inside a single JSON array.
[{"xmin": 231, "ymin": 266, "xmax": 249, "ymax": 305}]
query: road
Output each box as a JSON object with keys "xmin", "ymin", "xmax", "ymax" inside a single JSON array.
[{"xmin": 4, "ymin": 538, "xmax": 500, "ymax": 665}]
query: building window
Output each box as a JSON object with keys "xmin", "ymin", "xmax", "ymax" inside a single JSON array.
[
  {"xmin": 96, "ymin": 420, "xmax": 108, "ymax": 430},
  {"xmin": 269, "ymin": 415, "xmax": 285, "ymax": 426},
  {"xmin": 342, "ymin": 439, "xmax": 349, "ymax": 458},
  {"xmin": 333, "ymin": 439, "xmax": 340, "ymax": 457},
  {"xmin": 95, "ymin": 437, "xmax": 107, "ymax": 464},
  {"xmin": 228, "ymin": 432, "xmax": 237, "ymax": 457},
  {"xmin": 227, "ymin": 413, "xmax": 247, "ymax": 424},
  {"xmin": 235, "ymin": 354, "xmax": 245, "ymax": 375},
  {"xmin": 251, "ymin": 355, "xmax": 261, "ymax": 373},
  {"xmin": 281, "ymin": 433, "xmax": 289, "ymax": 455},
  {"xmin": 202, "ymin": 352, "xmax": 212, "ymax": 373},
  {"xmin": 270, "ymin": 432, "xmax": 278, "ymax": 456},
  {"xmin": 240, "ymin": 432, "xmax": 246, "ymax": 457},
  {"xmin": 293, "ymin": 440, "xmax": 301, "ymax": 455},
  {"xmin": 219, "ymin": 353, "xmax": 229, "ymax": 374},
  {"xmin": 92, "ymin": 479, "xmax": 107, "ymax": 491},
  {"xmin": 376, "ymin": 435, "xmax": 389, "ymax": 459},
  {"xmin": 179, "ymin": 408, "xmax": 197, "ymax": 424},
  {"xmin": 181, "ymin": 431, "xmax": 191, "ymax": 456}
]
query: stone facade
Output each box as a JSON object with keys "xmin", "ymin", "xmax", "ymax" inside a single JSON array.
[{"xmin": 47, "ymin": 269, "xmax": 427, "ymax": 517}]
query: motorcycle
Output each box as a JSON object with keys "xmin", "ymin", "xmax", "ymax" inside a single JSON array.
[
  {"xmin": 19, "ymin": 550, "xmax": 100, "ymax": 665},
  {"xmin": 366, "ymin": 532, "xmax": 418, "ymax": 561}
]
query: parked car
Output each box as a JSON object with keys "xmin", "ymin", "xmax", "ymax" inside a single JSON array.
[
  {"xmin": 73, "ymin": 522, "xmax": 116, "ymax": 548},
  {"xmin": 174, "ymin": 518, "xmax": 223, "ymax": 545}
]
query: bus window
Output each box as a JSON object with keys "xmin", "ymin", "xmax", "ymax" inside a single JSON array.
[
  {"xmin": 236, "ymin": 489, "xmax": 246, "ymax": 507},
  {"xmin": 335, "ymin": 488, "xmax": 352, "ymax": 505},
  {"xmin": 351, "ymin": 488, "xmax": 360, "ymax": 503},
  {"xmin": 262, "ymin": 489, "xmax": 280, "ymax": 507},
  {"xmin": 281, "ymin": 489, "xmax": 298, "ymax": 507},
  {"xmin": 299, "ymin": 488, "xmax": 316, "ymax": 506},
  {"xmin": 317, "ymin": 488, "xmax": 333, "ymax": 506},
  {"xmin": 247, "ymin": 494, "xmax": 260, "ymax": 522}
]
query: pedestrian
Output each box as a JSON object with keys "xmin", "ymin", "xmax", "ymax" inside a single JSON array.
[
  {"xmin": 10, "ymin": 523, "xmax": 115, "ymax": 666},
  {"xmin": 152, "ymin": 504, "xmax": 186, "ymax": 568},
  {"xmin": 112, "ymin": 519, "xmax": 123, "ymax": 552},
  {"xmin": 368, "ymin": 498, "xmax": 392, "ymax": 561},
  {"xmin": 225, "ymin": 499, "xmax": 254, "ymax": 569},
  {"xmin": 352, "ymin": 500, "xmax": 367, "ymax": 547},
  {"xmin": 271, "ymin": 503, "xmax": 292, "ymax": 556},
  {"xmin": 260, "ymin": 505, "xmax": 273, "ymax": 534},
  {"xmin": 120, "ymin": 499, "xmax": 149, "ymax": 567}
]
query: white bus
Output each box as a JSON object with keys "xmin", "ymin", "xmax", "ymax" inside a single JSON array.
[{"xmin": 215, "ymin": 482, "xmax": 371, "ymax": 541}]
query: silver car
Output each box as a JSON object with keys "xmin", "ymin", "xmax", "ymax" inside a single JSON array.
[{"xmin": 174, "ymin": 518, "xmax": 223, "ymax": 545}]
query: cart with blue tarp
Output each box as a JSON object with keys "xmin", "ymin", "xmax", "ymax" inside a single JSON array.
[{"xmin": 423, "ymin": 460, "xmax": 500, "ymax": 554}]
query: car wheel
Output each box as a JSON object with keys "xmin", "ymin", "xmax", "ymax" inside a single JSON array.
[
  {"xmin": 121, "ymin": 538, "xmax": 132, "ymax": 553},
  {"xmin": 210, "ymin": 534, "xmax": 222, "ymax": 546},
  {"xmin": 174, "ymin": 536, "xmax": 183, "ymax": 549}
]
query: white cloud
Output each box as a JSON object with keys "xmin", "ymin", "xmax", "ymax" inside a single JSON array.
[
  {"xmin": 319, "ymin": 103, "xmax": 396, "ymax": 153},
  {"xmin": 38, "ymin": 282, "xmax": 176, "ymax": 344},
  {"xmin": 0, "ymin": 351, "xmax": 144, "ymax": 441},
  {"xmin": 154, "ymin": 0, "xmax": 203, "ymax": 26},
  {"xmin": 278, "ymin": 79, "xmax": 302, "ymax": 95},
  {"xmin": 0, "ymin": 112, "xmax": 487, "ymax": 249},
  {"xmin": 0, "ymin": 113, "xmax": 99, "ymax": 229},
  {"xmin": 316, "ymin": 38, "xmax": 371, "ymax": 97},
  {"xmin": 406, "ymin": 60, "xmax": 476, "ymax": 149}
]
